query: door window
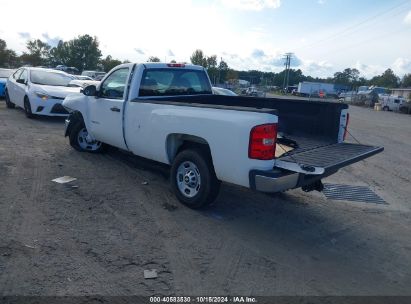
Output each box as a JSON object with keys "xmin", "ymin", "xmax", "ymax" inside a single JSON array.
[
  {"xmin": 100, "ymin": 68, "xmax": 129, "ymax": 100},
  {"xmin": 18, "ymin": 70, "xmax": 28, "ymax": 84}
]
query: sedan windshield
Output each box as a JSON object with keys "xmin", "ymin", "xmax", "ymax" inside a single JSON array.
[{"xmin": 30, "ymin": 70, "xmax": 74, "ymax": 86}]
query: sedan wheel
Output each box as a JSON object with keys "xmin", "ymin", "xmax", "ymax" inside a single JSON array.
[
  {"xmin": 5, "ymin": 91, "xmax": 15, "ymax": 109},
  {"xmin": 24, "ymin": 99, "xmax": 34, "ymax": 118}
]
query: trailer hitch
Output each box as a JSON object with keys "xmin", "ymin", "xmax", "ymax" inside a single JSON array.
[{"xmin": 302, "ymin": 180, "xmax": 324, "ymax": 192}]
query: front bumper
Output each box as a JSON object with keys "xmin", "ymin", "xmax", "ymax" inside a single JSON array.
[{"xmin": 31, "ymin": 97, "xmax": 69, "ymax": 117}]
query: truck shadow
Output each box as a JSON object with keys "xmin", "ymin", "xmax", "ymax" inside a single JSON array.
[
  {"xmin": 103, "ymin": 148, "xmax": 401, "ymax": 293},
  {"xmin": 108, "ymin": 147, "xmax": 383, "ymax": 253}
]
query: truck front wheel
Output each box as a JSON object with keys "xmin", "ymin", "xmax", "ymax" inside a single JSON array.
[
  {"xmin": 171, "ymin": 148, "xmax": 220, "ymax": 209},
  {"xmin": 69, "ymin": 121, "xmax": 104, "ymax": 153}
]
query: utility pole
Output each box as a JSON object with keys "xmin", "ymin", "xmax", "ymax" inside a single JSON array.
[
  {"xmin": 282, "ymin": 52, "xmax": 293, "ymax": 93},
  {"xmin": 218, "ymin": 57, "xmax": 222, "ymax": 85}
]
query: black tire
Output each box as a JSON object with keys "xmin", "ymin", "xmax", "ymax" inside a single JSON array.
[
  {"xmin": 69, "ymin": 120, "xmax": 105, "ymax": 153},
  {"xmin": 24, "ymin": 97, "xmax": 34, "ymax": 118},
  {"xmin": 5, "ymin": 90, "xmax": 15, "ymax": 109},
  {"xmin": 383, "ymin": 106, "xmax": 389, "ymax": 111},
  {"xmin": 170, "ymin": 148, "xmax": 221, "ymax": 209}
]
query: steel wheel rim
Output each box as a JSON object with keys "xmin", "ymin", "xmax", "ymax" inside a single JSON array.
[
  {"xmin": 77, "ymin": 127, "xmax": 102, "ymax": 151},
  {"xmin": 176, "ymin": 161, "xmax": 201, "ymax": 198}
]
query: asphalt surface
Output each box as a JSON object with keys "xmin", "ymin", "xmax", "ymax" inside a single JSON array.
[{"xmin": 0, "ymin": 101, "xmax": 410, "ymax": 296}]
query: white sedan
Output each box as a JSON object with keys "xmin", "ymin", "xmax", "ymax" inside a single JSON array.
[
  {"xmin": 5, "ymin": 67, "xmax": 80, "ymax": 118},
  {"xmin": 212, "ymin": 87, "xmax": 237, "ymax": 96}
]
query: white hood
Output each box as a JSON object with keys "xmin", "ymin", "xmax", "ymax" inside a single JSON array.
[{"xmin": 31, "ymin": 84, "xmax": 81, "ymax": 98}]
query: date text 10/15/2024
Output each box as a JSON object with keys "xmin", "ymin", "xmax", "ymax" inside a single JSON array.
[{"xmin": 149, "ymin": 296, "xmax": 257, "ymax": 303}]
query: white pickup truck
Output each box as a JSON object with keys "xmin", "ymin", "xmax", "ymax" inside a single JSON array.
[{"xmin": 62, "ymin": 63, "xmax": 383, "ymax": 208}]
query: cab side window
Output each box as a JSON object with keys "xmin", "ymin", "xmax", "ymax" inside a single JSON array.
[
  {"xmin": 13, "ymin": 69, "xmax": 23, "ymax": 80},
  {"xmin": 100, "ymin": 68, "xmax": 129, "ymax": 100}
]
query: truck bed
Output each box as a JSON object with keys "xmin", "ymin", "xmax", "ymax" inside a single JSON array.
[{"xmin": 135, "ymin": 94, "xmax": 347, "ymax": 150}]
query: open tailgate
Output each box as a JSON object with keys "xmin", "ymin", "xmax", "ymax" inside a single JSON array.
[{"xmin": 275, "ymin": 143, "xmax": 383, "ymax": 175}]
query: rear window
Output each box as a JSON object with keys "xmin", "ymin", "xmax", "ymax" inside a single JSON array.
[{"xmin": 139, "ymin": 68, "xmax": 212, "ymax": 97}]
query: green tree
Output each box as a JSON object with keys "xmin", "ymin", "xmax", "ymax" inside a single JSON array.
[
  {"xmin": 20, "ymin": 39, "xmax": 51, "ymax": 66},
  {"xmin": 100, "ymin": 55, "xmax": 122, "ymax": 72},
  {"xmin": 226, "ymin": 69, "xmax": 239, "ymax": 82},
  {"xmin": 333, "ymin": 68, "xmax": 360, "ymax": 86},
  {"xmin": 147, "ymin": 56, "xmax": 160, "ymax": 62},
  {"xmin": 0, "ymin": 39, "xmax": 18, "ymax": 68},
  {"xmin": 190, "ymin": 49, "xmax": 207, "ymax": 67},
  {"xmin": 401, "ymin": 74, "xmax": 411, "ymax": 87},
  {"xmin": 206, "ymin": 55, "xmax": 218, "ymax": 84},
  {"xmin": 218, "ymin": 60, "xmax": 229, "ymax": 83},
  {"xmin": 49, "ymin": 35, "xmax": 102, "ymax": 71},
  {"xmin": 369, "ymin": 69, "xmax": 399, "ymax": 88}
]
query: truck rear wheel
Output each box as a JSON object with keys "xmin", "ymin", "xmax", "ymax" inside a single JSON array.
[
  {"xmin": 171, "ymin": 148, "xmax": 220, "ymax": 209},
  {"xmin": 383, "ymin": 106, "xmax": 389, "ymax": 111},
  {"xmin": 69, "ymin": 120, "xmax": 104, "ymax": 153}
]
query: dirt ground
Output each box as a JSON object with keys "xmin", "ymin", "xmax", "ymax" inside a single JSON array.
[{"xmin": 0, "ymin": 101, "xmax": 410, "ymax": 297}]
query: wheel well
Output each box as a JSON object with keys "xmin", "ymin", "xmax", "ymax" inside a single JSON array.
[
  {"xmin": 65, "ymin": 111, "xmax": 85, "ymax": 137},
  {"xmin": 166, "ymin": 134, "xmax": 212, "ymax": 163},
  {"xmin": 71, "ymin": 111, "xmax": 84, "ymax": 122}
]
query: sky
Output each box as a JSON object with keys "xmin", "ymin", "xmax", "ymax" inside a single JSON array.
[{"xmin": 1, "ymin": 0, "xmax": 411, "ymax": 78}]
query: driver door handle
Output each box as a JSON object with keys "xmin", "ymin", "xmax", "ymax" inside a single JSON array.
[{"xmin": 110, "ymin": 107, "xmax": 120, "ymax": 112}]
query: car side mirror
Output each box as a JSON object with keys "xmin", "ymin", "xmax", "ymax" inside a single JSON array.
[
  {"xmin": 83, "ymin": 85, "xmax": 97, "ymax": 96},
  {"xmin": 16, "ymin": 79, "xmax": 26, "ymax": 85}
]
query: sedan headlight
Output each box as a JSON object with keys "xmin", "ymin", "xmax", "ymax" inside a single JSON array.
[{"xmin": 35, "ymin": 92, "xmax": 49, "ymax": 101}]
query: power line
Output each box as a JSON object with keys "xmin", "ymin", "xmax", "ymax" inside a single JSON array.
[
  {"xmin": 295, "ymin": 0, "xmax": 411, "ymax": 51},
  {"xmin": 313, "ymin": 26, "xmax": 411, "ymax": 58}
]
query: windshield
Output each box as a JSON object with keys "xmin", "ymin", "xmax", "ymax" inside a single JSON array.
[
  {"xmin": 0, "ymin": 69, "xmax": 13, "ymax": 78},
  {"xmin": 30, "ymin": 70, "xmax": 74, "ymax": 86},
  {"xmin": 139, "ymin": 68, "xmax": 212, "ymax": 97}
]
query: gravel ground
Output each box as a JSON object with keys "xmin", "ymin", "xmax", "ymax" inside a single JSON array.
[{"xmin": 0, "ymin": 101, "xmax": 410, "ymax": 297}]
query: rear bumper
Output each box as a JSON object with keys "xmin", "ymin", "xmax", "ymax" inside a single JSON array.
[
  {"xmin": 249, "ymin": 169, "xmax": 299, "ymax": 193},
  {"xmin": 250, "ymin": 167, "xmax": 343, "ymax": 193}
]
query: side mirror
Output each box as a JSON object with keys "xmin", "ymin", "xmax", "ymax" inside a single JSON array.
[
  {"xmin": 83, "ymin": 85, "xmax": 97, "ymax": 96},
  {"xmin": 16, "ymin": 79, "xmax": 26, "ymax": 85}
]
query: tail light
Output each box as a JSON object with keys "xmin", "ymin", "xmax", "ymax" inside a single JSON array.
[
  {"xmin": 343, "ymin": 113, "xmax": 350, "ymax": 141},
  {"xmin": 249, "ymin": 123, "xmax": 277, "ymax": 160}
]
